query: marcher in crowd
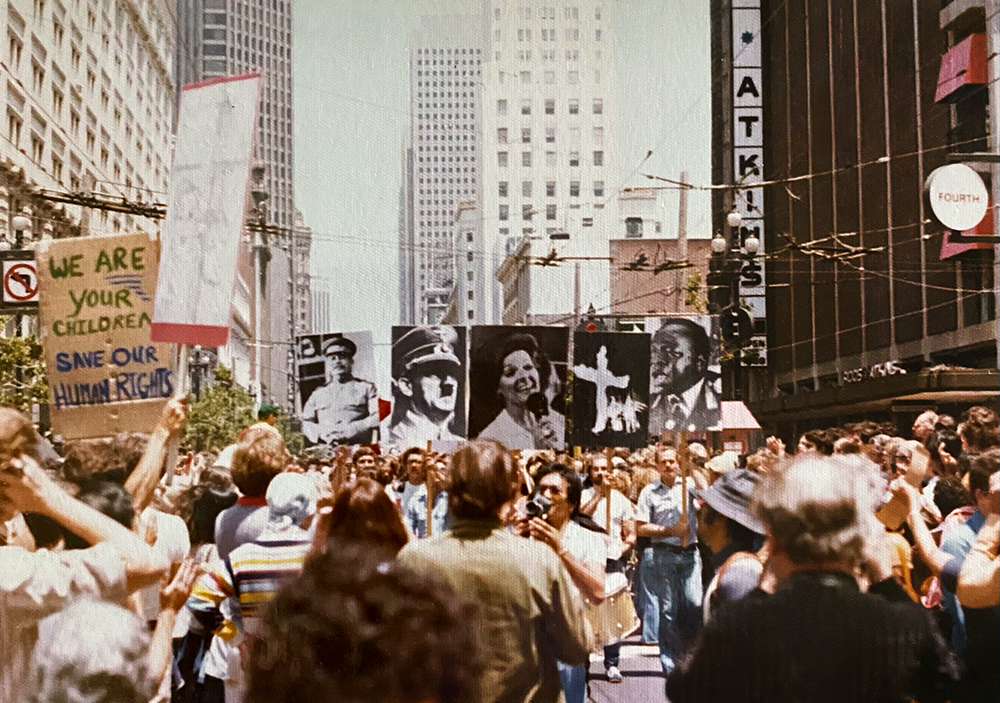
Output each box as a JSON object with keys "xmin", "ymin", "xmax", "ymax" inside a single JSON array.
[{"xmin": 398, "ymin": 440, "xmax": 591, "ymax": 703}]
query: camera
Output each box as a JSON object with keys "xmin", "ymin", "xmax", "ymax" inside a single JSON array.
[{"xmin": 525, "ymin": 492, "xmax": 551, "ymax": 519}]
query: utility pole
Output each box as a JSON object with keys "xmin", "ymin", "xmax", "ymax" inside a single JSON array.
[{"xmin": 988, "ymin": 0, "xmax": 1000, "ymax": 371}]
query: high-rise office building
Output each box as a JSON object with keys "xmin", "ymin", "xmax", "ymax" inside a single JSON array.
[
  {"xmin": 1, "ymin": 0, "xmax": 175, "ymax": 245},
  {"xmin": 399, "ymin": 15, "xmax": 483, "ymax": 325},
  {"xmin": 484, "ymin": 0, "xmax": 619, "ymax": 322},
  {"xmin": 175, "ymin": 0, "xmax": 302, "ymax": 409}
]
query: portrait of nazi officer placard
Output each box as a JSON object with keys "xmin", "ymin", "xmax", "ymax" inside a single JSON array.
[{"xmin": 387, "ymin": 325, "xmax": 467, "ymax": 450}]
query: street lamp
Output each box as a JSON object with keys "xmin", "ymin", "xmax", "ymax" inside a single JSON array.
[{"xmin": 189, "ymin": 345, "xmax": 212, "ymax": 401}]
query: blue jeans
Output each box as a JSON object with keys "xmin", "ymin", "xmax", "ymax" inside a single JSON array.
[
  {"xmin": 641, "ymin": 546, "xmax": 703, "ymax": 673},
  {"xmin": 557, "ymin": 661, "xmax": 587, "ymax": 703}
]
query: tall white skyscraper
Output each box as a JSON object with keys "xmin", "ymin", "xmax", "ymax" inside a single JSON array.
[
  {"xmin": 400, "ymin": 15, "xmax": 483, "ymax": 325},
  {"xmin": 483, "ymin": 0, "xmax": 618, "ymax": 321}
]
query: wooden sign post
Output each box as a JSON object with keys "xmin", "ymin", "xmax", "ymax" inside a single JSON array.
[
  {"xmin": 425, "ymin": 440, "xmax": 434, "ymax": 537},
  {"xmin": 677, "ymin": 431, "xmax": 691, "ymax": 547},
  {"xmin": 604, "ymin": 447, "xmax": 614, "ymax": 530}
]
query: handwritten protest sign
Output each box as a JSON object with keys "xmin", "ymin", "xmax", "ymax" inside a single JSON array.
[{"xmin": 37, "ymin": 233, "xmax": 175, "ymax": 439}]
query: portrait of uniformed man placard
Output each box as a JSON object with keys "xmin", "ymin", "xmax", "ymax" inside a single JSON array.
[
  {"xmin": 572, "ymin": 331, "xmax": 651, "ymax": 449},
  {"xmin": 296, "ymin": 330, "xmax": 378, "ymax": 446},
  {"xmin": 646, "ymin": 316, "xmax": 722, "ymax": 433},
  {"xmin": 387, "ymin": 325, "xmax": 467, "ymax": 451},
  {"xmin": 468, "ymin": 326, "xmax": 569, "ymax": 451}
]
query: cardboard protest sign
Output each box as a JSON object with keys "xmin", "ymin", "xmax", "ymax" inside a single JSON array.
[
  {"xmin": 572, "ymin": 331, "xmax": 651, "ymax": 448},
  {"xmin": 468, "ymin": 326, "xmax": 569, "ymax": 451},
  {"xmin": 152, "ymin": 73, "xmax": 261, "ymax": 346},
  {"xmin": 295, "ymin": 331, "xmax": 378, "ymax": 447},
  {"xmin": 37, "ymin": 233, "xmax": 175, "ymax": 440}
]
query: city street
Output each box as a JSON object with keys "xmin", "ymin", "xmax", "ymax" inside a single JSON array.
[{"xmin": 586, "ymin": 638, "xmax": 667, "ymax": 703}]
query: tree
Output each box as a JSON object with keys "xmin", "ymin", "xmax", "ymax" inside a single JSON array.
[
  {"xmin": 684, "ymin": 269, "xmax": 707, "ymax": 313},
  {"xmin": 184, "ymin": 365, "xmax": 255, "ymax": 451},
  {"xmin": 0, "ymin": 325, "xmax": 48, "ymax": 415}
]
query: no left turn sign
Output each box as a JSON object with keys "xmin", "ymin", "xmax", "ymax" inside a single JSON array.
[{"xmin": 2, "ymin": 258, "xmax": 39, "ymax": 306}]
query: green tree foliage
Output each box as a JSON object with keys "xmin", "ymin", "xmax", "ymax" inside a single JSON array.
[
  {"xmin": 684, "ymin": 269, "xmax": 707, "ymax": 313},
  {"xmin": 273, "ymin": 409, "xmax": 305, "ymax": 455},
  {"xmin": 184, "ymin": 365, "xmax": 255, "ymax": 451},
  {"xmin": 0, "ymin": 326, "xmax": 49, "ymax": 414}
]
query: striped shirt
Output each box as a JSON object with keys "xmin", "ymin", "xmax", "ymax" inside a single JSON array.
[{"xmin": 189, "ymin": 528, "xmax": 311, "ymax": 637}]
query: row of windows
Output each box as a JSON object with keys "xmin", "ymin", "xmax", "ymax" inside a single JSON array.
[
  {"xmin": 497, "ymin": 126, "xmax": 603, "ymax": 143},
  {"xmin": 498, "ymin": 201, "xmax": 600, "ymax": 221},
  {"xmin": 499, "ymin": 69, "xmax": 601, "ymax": 85},
  {"xmin": 498, "ymin": 98, "xmax": 603, "ymax": 115},
  {"xmin": 498, "ymin": 6, "xmax": 602, "ymax": 21},
  {"xmin": 497, "ymin": 150, "xmax": 604, "ymax": 167},
  {"xmin": 506, "ymin": 27, "xmax": 601, "ymax": 41},
  {"xmin": 498, "ymin": 180, "xmax": 605, "ymax": 198}
]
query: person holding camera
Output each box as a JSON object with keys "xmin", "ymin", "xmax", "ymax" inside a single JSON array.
[
  {"xmin": 520, "ymin": 463, "xmax": 606, "ymax": 703},
  {"xmin": 398, "ymin": 441, "xmax": 591, "ymax": 703}
]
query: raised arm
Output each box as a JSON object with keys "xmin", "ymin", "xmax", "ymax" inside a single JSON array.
[
  {"xmin": 1, "ymin": 456, "xmax": 169, "ymax": 592},
  {"xmin": 124, "ymin": 397, "xmax": 189, "ymax": 513}
]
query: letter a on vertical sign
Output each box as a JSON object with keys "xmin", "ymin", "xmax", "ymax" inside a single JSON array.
[{"xmin": 151, "ymin": 74, "xmax": 262, "ymax": 346}]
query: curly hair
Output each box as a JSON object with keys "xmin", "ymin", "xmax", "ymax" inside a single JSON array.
[
  {"xmin": 246, "ymin": 543, "xmax": 482, "ymax": 703},
  {"xmin": 231, "ymin": 432, "xmax": 288, "ymax": 497},
  {"xmin": 312, "ymin": 478, "xmax": 408, "ymax": 556},
  {"xmin": 753, "ymin": 454, "xmax": 881, "ymax": 569},
  {"xmin": 959, "ymin": 405, "xmax": 999, "ymax": 452},
  {"xmin": 61, "ymin": 433, "xmax": 148, "ymax": 484}
]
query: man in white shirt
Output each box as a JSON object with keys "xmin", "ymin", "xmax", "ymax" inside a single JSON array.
[{"xmin": 580, "ymin": 453, "xmax": 636, "ymax": 683}]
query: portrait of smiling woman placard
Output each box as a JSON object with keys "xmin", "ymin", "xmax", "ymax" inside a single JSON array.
[{"xmin": 468, "ymin": 326, "xmax": 569, "ymax": 451}]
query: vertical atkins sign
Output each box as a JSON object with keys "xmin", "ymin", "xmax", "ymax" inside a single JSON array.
[{"xmin": 732, "ymin": 0, "xmax": 767, "ymax": 367}]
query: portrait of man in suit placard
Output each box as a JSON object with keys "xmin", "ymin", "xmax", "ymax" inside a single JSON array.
[{"xmin": 647, "ymin": 316, "xmax": 722, "ymax": 433}]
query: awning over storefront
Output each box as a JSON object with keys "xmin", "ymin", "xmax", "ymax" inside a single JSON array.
[
  {"xmin": 935, "ymin": 33, "xmax": 988, "ymax": 103},
  {"xmin": 750, "ymin": 369, "xmax": 999, "ymax": 425}
]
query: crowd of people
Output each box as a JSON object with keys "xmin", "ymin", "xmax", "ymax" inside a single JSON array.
[{"xmin": 1, "ymin": 398, "xmax": 997, "ymax": 703}]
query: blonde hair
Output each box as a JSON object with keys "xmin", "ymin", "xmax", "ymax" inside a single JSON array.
[{"xmin": 231, "ymin": 432, "xmax": 288, "ymax": 497}]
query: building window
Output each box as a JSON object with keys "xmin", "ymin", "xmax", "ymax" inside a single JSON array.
[
  {"xmin": 522, "ymin": 151, "xmax": 532, "ymax": 167},
  {"xmin": 544, "ymin": 70, "xmax": 555, "ymax": 84},
  {"xmin": 594, "ymin": 180, "xmax": 604, "ymax": 197},
  {"xmin": 569, "ymin": 99, "xmax": 579, "ymax": 114},
  {"xmin": 522, "ymin": 204, "xmax": 534, "ymax": 220},
  {"xmin": 497, "ymin": 98, "xmax": 507, "ymax": 115},
  {"xmin": 498, "ymin": 151, "xmax": 508, "ymax": 166},
  {"xmin": 570, "ymin": 180, "xmax": 580, "ymax": 197},
  {"xmin": 521, "ymin": 127, "xmax": 531, "ymax": 143},
  {"xmin": 596, "ymin": 6, "xmax": 602, "ymax": 19},
  {"xmin": 497, "ymin": 127, "xmax": 508, "ymax": 143},
  {"xmin": 499, "ymin": 204, "xmax": 509, "ymax": 220},
  {"xmin": 546, "ymin": 204, "xmax": 557, "ymax": 220},
  {"xmin": 31, "ymin": 134, "xmax": 44, "ymax": 162},
  {"xmin": 569, "ymin": 151, "xmax": 579, "ymax": 167},
  {"xmin": 546, "ymin": 181, "xmax": 556, "ymax": 197},
  {"xmin": 7, "ymin": 111, "xmax": 22, "ymax": 147},
  {"xmin": 522, "ymin": 181, "xmax": 532, "ymax": 197},
  {"xmin": 8, "ymin": 33, "xmax": 23, "ymax": 69},
  {"xmin": 568, "ymin": 70, "xmax": 579, "ymax": 84},
  {"xmin": 593, "ymin": 98, "xmax": 603, "ymax": 114},
  {"xmin": 626, "ymin": 218, "xmax": 643, "ymax": 238},
  {"xmin": 31, "ymin": 61, "xmax": 45, "ymax": 92},
  {"xmin": 596, "ymin": 29, "xmax": 602, "ymax": 41},
  {"xmin": 51, "ymin": 155, "xmax": 63, "ymax": 182},
  {"xmin": 593, "ymin": 126, "xmax": 604, "ymax": 143},
  {"xmin": 546, "ymin": 127, "xmax": 555, "ymax": 143},
  {"xmin": 545, "ymin": 99, "xmax": 555, "ymax": 115},
  {"xmin": 520, "ymin": 70, "xmax": 531, "ymax": 84},
  {"xmin": 521, "ymin": 99, "xmax": 531, "ymax": 115},
  {"xmin": 499, "ymin": 181, "xmax": 508, "ymax": 197},
  {"xmin": 546, "ymin": 151, "xmax": 557, "ymax": 166},
  {"xmin": 593, "ymin": 150, "xmax": 604, "ymax": 166}
]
